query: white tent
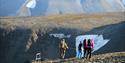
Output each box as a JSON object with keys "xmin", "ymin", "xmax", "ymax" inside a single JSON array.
[{"xmin": 75, "ymin": 35, "xmax": 109, "ymax": 58}]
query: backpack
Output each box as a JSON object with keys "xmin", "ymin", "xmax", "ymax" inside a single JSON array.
[
  {"xmin": 60, "ymin": 41, "xmax": 68, "ymax": 49},
  {"xmin": 87, "ymin": 39, "xmax": 92, "ymax": 48}
]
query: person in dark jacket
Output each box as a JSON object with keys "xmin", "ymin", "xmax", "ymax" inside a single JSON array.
[{"xmin": 78, "ymin": 41, "xmax": 82, "ymax": 58}]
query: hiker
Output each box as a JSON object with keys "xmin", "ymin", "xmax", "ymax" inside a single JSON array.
[
  {"xmin": 86, "ymin": 39, "xmax": 94, "ymax": 58},
  {"xmin": 59, "ymin": 39, "xmax": 69, "ymax": 59},
  {"xmin": 83, "ymin": 39, "xmax": 87, "ymax": 58},
  {"xmin": 78, "ymin": 41, "xmax": 82, "ymax": 59}
]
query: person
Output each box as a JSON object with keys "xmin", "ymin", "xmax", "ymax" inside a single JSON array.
[
  {"xmin": 83, "ymin": 39, "xmax": 87, "ymax": 58},
  {"xmin": 59, "ymin": 39, "xmax": 69, "ymax": 59},
  {"xmin": 86, "ymin": 39, "xmax": 94, "ymax": 58},
  {"xmin": 78, "ymin": 41, "xmax": 82, "ymax": 59}
]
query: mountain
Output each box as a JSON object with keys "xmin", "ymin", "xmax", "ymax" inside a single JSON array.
[
  {"xmin": 81, "ymin": 0, "xmax": 125, "ymax": 13},
  {"xmin": 0, "ymin": 12, "xmax": 125, "ymax": 63},
  {"xmin": 0, "ymin": 0, "xmax": 125, "ymax": 16},
  {"xmin": 45, "ymin": 0, "xmax": 83, "ymax": 15}
]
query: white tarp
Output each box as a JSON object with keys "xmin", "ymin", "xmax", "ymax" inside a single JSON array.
[
  {"xmin": 49, "ymin": 33, "xmax": 71, "ymax": 39},
  {"xmin": 26, "ymin": 0, "xmax": 36, "ymax": 8},
  {"xmin": 76, "ymin": 35, "xmax": 109, "ymax": 58}
]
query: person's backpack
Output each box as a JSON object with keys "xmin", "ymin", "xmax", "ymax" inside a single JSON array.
[
  {"xmin": 60, "ymin": 41, "xmax": 68, "ymax": 49},
  {"xmin": 87, "ymin": 39, "xmax": 92, "ymax": 48},
  {"xmin": 59, "ymin": 42, "xmax": 64, "ymax": 48}
]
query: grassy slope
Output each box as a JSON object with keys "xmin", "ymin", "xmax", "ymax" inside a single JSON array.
[{"xmin": 0, "ymin": 12, "xmax": 125, "ymax": 31}]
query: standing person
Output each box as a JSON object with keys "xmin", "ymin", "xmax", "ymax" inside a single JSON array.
[
  {"xmin": 86, "ymin": 39, "xmax": 94, "ymax": 58},
  {"xmin": 83, "ymin": 39, "xmax": 87, "ymax": 58},
  {"xmin": 59, "ymin": 39, "xmax": 69, "ymax": 59},
  {"xmin": 78, "ymin": 41, "xmax": 82, "ymax": 59}
]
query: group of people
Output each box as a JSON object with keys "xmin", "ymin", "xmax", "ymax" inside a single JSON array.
[
  {"xmin": 58, "ymin": 39, "xmax": 94, "ymax": 59},
  {"xmin": 78, "ymin": 39, "xmax": 94, "ymax": 59}
]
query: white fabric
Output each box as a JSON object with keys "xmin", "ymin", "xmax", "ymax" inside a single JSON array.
[
  {"xmin": 35, "ymin": 53, "xmax": 41, "ymax": 60},
  {"xmin": 49, "ymin": 33, "xmax": 71, "ymax": 39},
  {"xmin": 26, "ymin": 0, "xmax": 36, "ymax": 8},
  {"xmin": 75, "ymin": 35, "xmax": 109, "ymax": 58}
]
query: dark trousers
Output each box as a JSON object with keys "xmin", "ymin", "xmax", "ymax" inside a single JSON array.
[
  {"xmin": 83, "ymin": 48, "xmax": 87, "ymax": 58},
  {"xmin": 86, "ymin": 48, "xmax": 92, "ymax": 58},
  {"xmin": 60, "ymin": 48, "xmax": 66, "ymax": 59},
  {"xmin": 84, "ymin": 48, "xmax": 92, "ymax": 59}
]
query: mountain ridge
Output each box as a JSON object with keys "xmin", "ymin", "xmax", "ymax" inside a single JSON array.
[
  {"xmin": 0, "ymin": 12, "xmax": 125, "ymax": 63},
  {"xmin": 0, "ymin": 0, "xmax": 125, "ymax": 16}
]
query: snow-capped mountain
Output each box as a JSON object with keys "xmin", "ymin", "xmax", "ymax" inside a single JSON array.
[
  {"xmin": 0, "ymin": 0, "xmax": 125, "ymax": 16},
  {"xmin": 45, "ymin": 0, "xmax": 84, "ymax": 15},
  {"xmin": 81, "ymin": 0, "xmax": 125, "ymax": 13}
]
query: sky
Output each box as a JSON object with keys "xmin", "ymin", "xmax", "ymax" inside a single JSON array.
[{"xmin": 122, "ymin": 0, "xmax": 125, "ymax": 6}]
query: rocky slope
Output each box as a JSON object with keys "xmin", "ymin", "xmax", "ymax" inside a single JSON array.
[
  {"xmin": 0, "ymin": 12, "xmax": 125, "ymax": 63},
  {"xmin": 34, "ymin": 52, "xmax": 125, "ymax": 63}
]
